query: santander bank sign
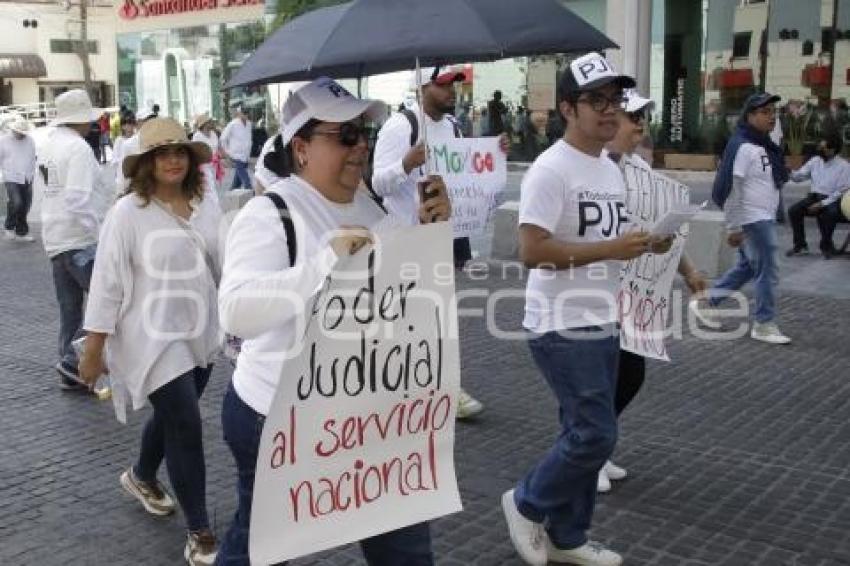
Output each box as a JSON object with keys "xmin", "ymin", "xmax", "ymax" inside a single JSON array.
[{"xmin": 119, "ymin": 0, "xmax": 262, "ymax": 20}]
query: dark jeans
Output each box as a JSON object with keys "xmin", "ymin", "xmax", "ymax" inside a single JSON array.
[
  {"xmin": 135, "ymin": 365, "xmax": 212, "ymax": 532},
  {"xmin": 50, "ymin": 247, "xmax": 95, "ymax": 369},
  {"xmin": 515, "ymin": 326, "xmax": 619, "ymax": 549},
  {"xmin": 4, "ymin": 181, "xmax": 32, "ymax": 236},
  {"xmin": 788, "ymin": 193, "xmax": 827, "ymax": 249},
  {"xmin": 230, "ymin": 160, "xmax": 251, "ymax": 190},
  {"xmin": 615, "ymin": 350, "xmax": 646, "ymax": 417},
  {"xmin": 816, "ymin": 200, "xmax": 848, "ymax": 252},
  {"xmin": 453, "ymin": 236, "xmax": 472, "ymax": 269},
  {"xmin": 215, "ymin": 381, "xmax": 434, "ymax": 566}
]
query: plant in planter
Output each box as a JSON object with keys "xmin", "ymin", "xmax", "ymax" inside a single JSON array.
[{"xmin": 783, "ymin": 99, "xmax": 811, "ymax": 161}]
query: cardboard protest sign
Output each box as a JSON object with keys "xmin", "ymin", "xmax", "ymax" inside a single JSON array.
[
  {"xmin": 250, "ymin": 223, "xmax": 462, "ymax": 565},
  {"xmin": 618, "ymin": 158, "xmax": 691, "ymax": 361},
  {"xmin": 428, "ymin": 137, "xmax": 507, "ymax": 237}
]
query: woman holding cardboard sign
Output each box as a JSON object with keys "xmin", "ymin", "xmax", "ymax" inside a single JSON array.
[{"xmin": 216, "ymin": 77, "xmax": 450, "ymax": 565}]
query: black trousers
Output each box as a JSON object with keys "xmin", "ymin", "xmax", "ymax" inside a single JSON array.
[
  {"xmin": 817, "ymin": 200, "xmax": 849, "ymax": 252},
  {"xmin": 788, "ymin": 193, "xmax": 827, "ymax": 249},
  {"xmin": 453, "ymin": 236, "xmax": 472, "ymax": 269},
  {"xmin": 615, "ymin": 349, "xmax": 646, "ymax": 416}
]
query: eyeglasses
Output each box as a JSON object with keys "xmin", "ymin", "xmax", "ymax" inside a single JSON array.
[
  {"xmin": 312, "ymin": 122, "xmax": 371, "ymax": 147},
  {"xmin": 577, "ymin": 92, "xmax": 625, "ymax": 113},
  {"xmin": 626, "ymin": 109, "xmax": 649, "ymax": 124}
]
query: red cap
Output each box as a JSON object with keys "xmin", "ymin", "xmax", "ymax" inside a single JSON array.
[{"xmin": 431, "ymin": 71, "xmax": 466, "ymax": 86}]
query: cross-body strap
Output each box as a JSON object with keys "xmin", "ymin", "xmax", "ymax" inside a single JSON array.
[{"xmin": 264, "ymin": 192, "xmax": 297, "ymax": 266}]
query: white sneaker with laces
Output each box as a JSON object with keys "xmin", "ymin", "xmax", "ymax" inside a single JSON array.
[
  {"xmin": 501, "ymin": 489, "xmax": 548, "ymax": 566},
  {"xmin": 184, "ymin": 529, "xmax": 217, "ymax": 566},
  {"xmin": 456, "ymin": 388, "xmax": 484, "ymax": 419},
  {"xmin": 750, "ymin": 322, "xmax": 791, "ymax": 345},
  {"xmin": 546, "ymin": 539, "xmax": 623, "ymax": 566},
  {"xmin": 597, "ymin": 468, "xmax": 611, "ymax": 493},
  {"xmin": 603, "ymin": 460, "xmax": 627, "ymax": 481},
  {"xmin": 689, "ymin": 299, "xmax": 721, "ymax": 329}
]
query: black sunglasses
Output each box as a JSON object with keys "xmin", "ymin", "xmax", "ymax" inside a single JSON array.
[
  {"xmin": 627, "ymin": 109, "xmax": 649, "ymax": 124},
  {"xmin": 312, "ymin": 122, "xmax": 372, "ymax": 147}
]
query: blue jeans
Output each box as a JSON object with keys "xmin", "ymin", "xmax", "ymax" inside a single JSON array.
[
  {"xmin": 4, "ymin": 181, "xmax": 32, "ymax": 236},
  {"xmin": 215, "ymin": 381, "xmax": 434, "ymax": 565},
  {"xmin": 135, "ymin": 365, "xmax": 212, "ymax": 531},
  {"xmin": 50, "ymin": 246, "xmax": 95, "ymax": 369},
  {"xmin": 514, "ymin": 326, "xmax": 619, "ymax": 550},
  {"xmin": 709, "ymin": 220, "xmax": 778, "ymax": 323},
  {"xmin": 230, "ymin": 160, "xmax": 251, "ymax": 190}
]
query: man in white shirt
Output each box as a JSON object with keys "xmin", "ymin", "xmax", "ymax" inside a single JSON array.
[
  {"xmin": 785, "ymin": 132, "xmax": 850, "ymax": 258},
  {"xmin": 371, "ymin": 66, "xmax": 495, "ymax": 419},
  {"xmin": 502, "ymin": 53, "xmax": 654, "ymax": 566},
  {"xmin": 1, "ymin": 116, "xmax": 37, "ymax": 241},
  {"xmin": 220, "ymin": 104, "xmax": 253, "ymax": 190},
  {"xmin": 38, "ymin": 89, "xmax": 107, "ymax": 389}
]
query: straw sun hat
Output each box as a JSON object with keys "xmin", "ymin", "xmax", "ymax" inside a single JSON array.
[{"xmin": 122, "ymin": 117, "xmax": 211, "ymax": 178}]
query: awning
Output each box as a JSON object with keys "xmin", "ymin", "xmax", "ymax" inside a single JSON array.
[{"xmin": 0, "ymin": 54, "xmax": 47, "ymax": 79}]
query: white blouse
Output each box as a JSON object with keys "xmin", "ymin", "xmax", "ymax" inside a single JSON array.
[{"xmin": 85, "ymin": 191, "xmax": 223, "ymax": 419}]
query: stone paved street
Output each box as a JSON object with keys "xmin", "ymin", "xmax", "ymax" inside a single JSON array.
[{"xmin": 1, "ymin": 219, "xmax": 849, "ymax": 566}]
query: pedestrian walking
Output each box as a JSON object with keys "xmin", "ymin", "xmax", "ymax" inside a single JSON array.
[
  {"xmin": 79, "ymin": 117, "xmax": 222, "ymax": 566},
  {"xmin": 487, "ymin": 90, "xmax": 507, "ymax": 136},
  {"xmin": 693, "ymin": 92, "xmax": 792, "ymax": 345},
  {"xmin": 601, "ymin": 89, "xmax": 706, "ymax": 494},
  {"xmin": 38, "ymin": 89, "xmax": 109, "ymax": 390},
  {"xmin": 502, "ymin": 53, "xmax": 656, "ymax": 566},
  {"xmin": 371, "ymin": 65, "xmax": 496, "ymax": 419},
  {"xmin": 111, "ymin": 113, "xmax": 137, "ymax": 195},
  {"xmin": 1, "ymin": 115, "xmax": 37, "ymax": 242},
  {"xmin": 220, "ymin": 105, "xmax": 253, "ymax": 190},
  {"xmin": 216, "ymin": 77, "xmax": 449, "ymax": 565},
  {"xmin": 192, "ymin": 113, "xmax": 223, "ymax": 196}
]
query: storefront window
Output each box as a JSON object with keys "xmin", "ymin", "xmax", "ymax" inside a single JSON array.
[
  {"xmin": 117, "ymin": 21, "xmax": 268, "ymax": 131},
  {"xmin": 652, "ymin": 0, "xmax": 850, "ymax": 157}
]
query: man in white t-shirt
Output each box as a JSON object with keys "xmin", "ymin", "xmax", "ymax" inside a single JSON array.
[
  {"xmin": 501, "ymin": 53, "xmax": 657, "ymax": 566},
  {"xmin": 692, "ymin": 93, "xmax": 791, "ymax": 344},
  {"xmin": 0, "ymin": 115, "xmax": 37, "ymax": 241},
  {"xmin": 785, "ymin": 132, "xmax": 850, "ymax": 258},
  {"xmin": 372, "ymin": 66, "xmax": 503, "ymax": 420},
  {"xmin": 220, "ymin": 105, "xmax": 253, "ymax": 190},
  {"xmin": 38, "ymin": 89, "xmax": 108, "ymax": 389}
]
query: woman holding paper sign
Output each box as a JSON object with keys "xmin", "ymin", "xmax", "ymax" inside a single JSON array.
[
  {"xmin": 216, "ymin": 77, "xmax": 450, "ymax": 565},
  {"xmin": 78, "ymin": 118, "xmax": 222, "ymax": 566},
  {"xmin": 601, "ymin": 91, "xmax": 707, "ymax": 493}
]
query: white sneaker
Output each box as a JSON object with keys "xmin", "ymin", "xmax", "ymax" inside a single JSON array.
[
  {"xmin": 597, "ymin": 469, "xmax": 611, "ymax": 493},
  {"xmin": 15, "ymin": 234, "xmax": 34, "ymax": 242},
  {"xmin": 750, "ymin": 322, "xmax": 791, "ymax": 345},
  {"xmin": 456, "ymin": 388, "xmax": 484, "ymax": 419},
  {"xmin": 185, "ymin": 529, "xmax": 217, "ymax": 566},
  {"xmin": 546, "ymin": 539, "xmax": 623, "ymax": 566},
  {"xmin": 501, "ymin": 489, "xmax": 548, "ymax": 566},
  {"xmin": 603, "ymin": 460, "xmax": 627, "ymax": 481},
  {"xmin": 689, "ymin": 299, "xmax": 721, "ymax": 329},
  {"xmin": 3, "ymin": 230, "xmax": 15, "ymax": 240}
]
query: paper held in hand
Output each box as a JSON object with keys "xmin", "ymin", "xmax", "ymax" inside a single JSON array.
[{"xmin": 649, "ymin": 201, "xmax": 707, "ymax": 236}]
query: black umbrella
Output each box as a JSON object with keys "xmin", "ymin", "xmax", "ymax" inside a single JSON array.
[{"xmin": 226, "ymin": 0, "xmax": 617, "ymax": 89}]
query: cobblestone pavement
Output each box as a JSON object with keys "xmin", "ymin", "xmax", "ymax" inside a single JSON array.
[{"xmin": 0, "ymin": 223, "xmax": 848, "ymax": 566}]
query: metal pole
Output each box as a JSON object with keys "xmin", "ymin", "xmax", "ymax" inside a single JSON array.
[{"xmin": 827, "ymin": 0, "xmax": 839, "ymax": 102}]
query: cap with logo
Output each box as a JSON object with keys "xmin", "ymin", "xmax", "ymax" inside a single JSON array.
[
  {"xmin": 279, "ymin": 77, "xmax": 387, "ymax": 146},
  {"xmin": 742, "ymin": 92, "xmax": 781, "ymax": 115},
  {"xmin": 559, "ymin": 52, "xmax": 636, "ymax": 99},
  {"xmin": 410, "ymin": 66, "xmax": 466, "ymax": 90},
  {"xmin": 622, "ymin": 89, "xmax": 655, "ymax": 113}
]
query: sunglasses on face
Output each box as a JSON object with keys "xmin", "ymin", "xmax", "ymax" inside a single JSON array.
[
  {"xmin": 627, "ymin": 109, "xmax": 649, "ymax": 124},
  {"xmin": 312, "ymin": 122, "xmax": 372, "ymax": 147},
  {"xmin": 578, "ymin": 91, "xmax": 625, "ymax": 113}
]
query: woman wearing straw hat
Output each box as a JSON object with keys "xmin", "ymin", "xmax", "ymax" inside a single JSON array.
[
  {"xmin": 192, "ymin": 113, "xmax": 223, "ymax": 196},
  {"xmin": 216, "ymin": 76, "xmax": 450, "ymax": 565},
  {"xmin": 79, "ymin": 117, "xmax": 222, "ymax": 566},
  {"xmin": 0, "ymin": 115, "xmax": 36, "ymax": 242}
]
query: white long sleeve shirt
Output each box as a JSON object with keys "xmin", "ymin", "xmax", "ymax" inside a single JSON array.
[
  {"xmin": 220, "ymin": 118, "xmax": 252, "ymax": 162},
  {"xmin": 789, "ymin": 155, "xmax": 850, "ymax": 206},
  {"xmin": 219, "ymin": 175, "xmax": 400, "ymax": 416},
  {"xmin": 84, "ymin": 192, "xmax": 222, "ymax": 415},
  {"xmin": 39, "ymin": 127, "xmax": 110, "ymax": 258},
  {"xmin": 0, "ymin": 132, "xmax": 36, "ymax": 184},
  {"xmin": 371, "ymin": 104, "xmax": 459, "ymax": 225}
]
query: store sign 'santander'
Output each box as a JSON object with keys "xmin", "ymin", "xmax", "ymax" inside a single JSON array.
[{"xmin": 119, "ymin": 0, "xmax": 262, "ymax": 20}]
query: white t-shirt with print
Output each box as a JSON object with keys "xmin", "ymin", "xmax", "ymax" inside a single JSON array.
[
  {"xmin": 725, "ymin": 142, "xmax": 780, "ymax": 229},
  {"xmin": 519, "ymin": 140, "xmax": 628, "ymax": 333}
]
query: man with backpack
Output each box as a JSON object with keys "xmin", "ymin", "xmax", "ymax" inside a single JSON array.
[{"xmin": 371, "ymin": 66, "xmax": 486, "ymax": 419}]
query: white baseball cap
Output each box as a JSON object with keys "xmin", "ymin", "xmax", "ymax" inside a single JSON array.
[
  {"xmin": 622, "ymin": 89, "xmax": 655, "ymax": 113},
  {"xmin": 49, "ymin": 89, "xmax": 103, "ymax": 126},
  {"xmin": 279, "ymin": 77, "xmax": 387, "ymax": 146}
]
